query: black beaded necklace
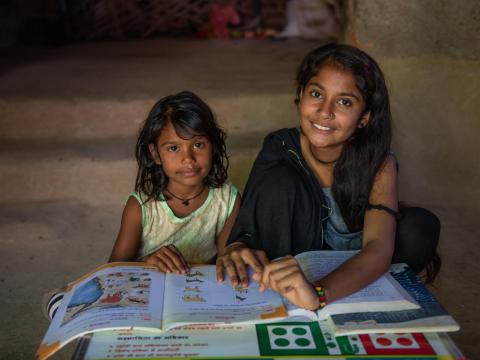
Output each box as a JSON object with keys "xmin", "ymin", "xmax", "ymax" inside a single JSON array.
[
  {"xmin": 164, "ymin": 186, "xmax": 206, "ymax": 206},
  {"xmin": 309, "ymin": 144, "xmax": 338, "ymax": 165}
]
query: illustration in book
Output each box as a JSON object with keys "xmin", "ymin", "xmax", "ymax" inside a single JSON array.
[{"xmin": 63, "ymin": 272, "xmax": 151, "ymax": 324}]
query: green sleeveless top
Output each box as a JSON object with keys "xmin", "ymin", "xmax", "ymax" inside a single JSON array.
[{"xmin": 130, "ymin": 182, "xmax": 238, "ymax": 264}]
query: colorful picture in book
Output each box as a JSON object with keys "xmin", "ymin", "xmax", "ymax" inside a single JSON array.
[
  {"xmin": 256, "ymin": 322, "xmax": 435, "ymax": 356},
  {"xmin": 179, "ymin": 269, "xmax": 255, "ymax": 304},
  {"xmin": 359, "ymin": 333, "xmax": 434, "ymax": 355},
  {"xmin": 234, "ymin": 285, "xmax": 249, "ymax": 303},
  {"xmin": 181, "ymin": 271, "xmax": 207, "ymax": 303},
  {"xmin": 256, "ymin": 322, "xmax": 329, "ymax": 356},
  {"xmin": 62, "ymin": 272, "xmax": 151, "ymax": 325}
]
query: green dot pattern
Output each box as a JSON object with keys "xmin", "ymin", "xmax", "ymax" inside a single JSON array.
[
  {"xmin": 272, "ymin": 327, "xmax": 287, "ymax": 336},
  {"xmin": 274, "ymin": 338, "xmax": 290, "ymax": 347},
  {"xmin": 292, "ymin": 327, "xmax": 307, "ymax": 335},
  {"xmin": 295, "ymin": 338, "xmax": 311, "ymax": 347}
]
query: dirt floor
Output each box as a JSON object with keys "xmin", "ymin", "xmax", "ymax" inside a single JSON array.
[{"xmin": 0, "ymin": 38, "xmax": 478, "ymax": 359}]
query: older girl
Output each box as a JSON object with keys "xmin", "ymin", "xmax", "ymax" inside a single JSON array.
[{"xmin": 216, "ymin": 44, "xmax": 439, "ymax": 310}]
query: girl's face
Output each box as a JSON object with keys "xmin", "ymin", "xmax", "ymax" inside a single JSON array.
[
  {"xmin": 299, "ymin": 63, "xmax": 370, "ymax": 156},
  {"xmin": 149, "ymin": 120, "xmax": 212, "ymax": 192}
]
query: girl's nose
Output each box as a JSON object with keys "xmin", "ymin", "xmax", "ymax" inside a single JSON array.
[
  {"xmin": 319, "ymin": 100, "xmax": 335, "ymax": 119},
  {"xmin": 182, "ymin": 149, "xmax": 195, "ymax": 164}
]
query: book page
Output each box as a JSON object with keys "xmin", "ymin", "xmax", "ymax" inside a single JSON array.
[
  {"xmin": 294, "ymin": 250, "xmax": 358, "ymax": 281},
  {"xmin": 84, "ymin": 325, "xmax": 259, "ymax": 359},
  {"xmin": 162, "ymin": 265, "xmax": 286, "ymax": 329},
  {"xmin": 293, "ymin": 251, "xmax": 419, "ymax": 319},
  {"xmin": 38, "ymin": 263, "xmax": 165, "ymax": 360},
  {"xmin": 82, "ymin": 320, "xmax": 460, "ymax": 360}
]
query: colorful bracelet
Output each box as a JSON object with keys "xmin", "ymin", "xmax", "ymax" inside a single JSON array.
[{"xmin": 313, "ymin": 282, "xmax": 327, "ymax": 309}]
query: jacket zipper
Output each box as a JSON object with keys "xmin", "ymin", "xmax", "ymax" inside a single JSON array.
[{"xmin": 281, "ymin": 140, "xmax": 324, "ymax": 250}]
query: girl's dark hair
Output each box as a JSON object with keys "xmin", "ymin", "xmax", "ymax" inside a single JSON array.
[
  {"xmin": 135, "ymin": 91, "xmax": 228, "ymax": 202},
  {"xmin": 295, "ymin": 43, "xmax": 392, "ymax": 231}
]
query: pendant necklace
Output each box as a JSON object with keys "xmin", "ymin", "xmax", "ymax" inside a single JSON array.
[{"xmin": 165, "ymin": 186, "xmax": 206, "ymax": 206}]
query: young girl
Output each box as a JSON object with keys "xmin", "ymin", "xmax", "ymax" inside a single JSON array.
[
  {"xmin": 44, "ymin": 91, "xmax": 240, "ymax": 320},
  {"xmin": 216, "ymin": 44, "xmax": 440, "ymax": 311},
  {"xmin": 110, "ymin": 91, "xmax": 240, "ymax": 273}
]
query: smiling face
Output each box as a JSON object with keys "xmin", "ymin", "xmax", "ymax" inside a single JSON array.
[
  {"xmin": 299, "ymin": 62, "xmax": 370, "ymax": 158},
  {"xmin": 149, "ymin": 120, "xmax": 212, "ymax": 194}
]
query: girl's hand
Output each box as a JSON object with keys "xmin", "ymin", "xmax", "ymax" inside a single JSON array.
[
  {"xmin": 144, "ymin": 245, "xmax": 190, "ymax": 274},
  {"xmin": 257, "ymin": 256, "xmax": 320, "ymax": 311},
  {"xmin": 216, "ymin": 242, "xmax": 269, "ymax": 288}
]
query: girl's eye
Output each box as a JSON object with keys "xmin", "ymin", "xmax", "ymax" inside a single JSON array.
[
  {"xmin": 167, "ymin": 145, "xmax": 179, "ymax": 152},
  {"xmin": 193, "ymin": 142, "xmax": 205, "ymax": 149},
  {"xmin": 309, "ymin": 90, "xmax": 322, "ymax": 98},
  {"xmin": 337, "ymin": 98, "xmax": 352, "ymax": 107}
]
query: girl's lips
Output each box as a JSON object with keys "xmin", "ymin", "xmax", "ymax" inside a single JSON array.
[{"xmin": 179, "ymin": 169, "xmax": 201, "ymax": 177}]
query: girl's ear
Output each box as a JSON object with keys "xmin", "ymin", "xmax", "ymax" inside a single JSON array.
[
  {"xmin": 148, "ymin": 144, "xmax": 161, "ymax": 165},
  {"xmin": 358, "ymin": 111, "xmax": 371, "ymax": 128}
]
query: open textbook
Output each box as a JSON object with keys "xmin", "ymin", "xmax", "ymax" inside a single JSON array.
[
  {"xmin": 328, "ymin": 263, "xmax": 460, "ymax": 335},
  {"xmin": 37, "ymin": 262, "xmax": 287, "ymax": 360},
  {"xmin": 37, "ymin": 251, "xmax": 420, "ymax": 360}
]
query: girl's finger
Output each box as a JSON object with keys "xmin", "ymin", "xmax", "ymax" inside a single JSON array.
[
  {"xmin": 252, "ymin": 271, "xmax": 262, "ymax": 283},
  {"xmin": 146, "ymin": 256, "xmax": 170, "ymax": 273},
  {"xmin": 163, "ymin": 245, "xmax": 188, "ymax": 273},
  {"xmin": 259, "ymin": 263, "xmax": 273, "ymax": 292},
  {"xmin": 269, "ymin": 263, "xmax": 302, "ymax": 284},
  {"xmin": 261, "ymin": 260, "xmax": 298, "ymax": 292},
  {"xmin": 273, "ymin": 271, "xmax": 303, "ymax": 295},
  {"xmin": 255, "ymin": 250, "xmax": 270, "ymax": 267},
  {"xmin": 230, "ymin": 252, "xmax": 249, "ymax": 287},
  {"xmin": 169, "ymin": 245, "xmax": 190, "ymax": 273},
  {"xmin": 241, "ymin": 249, "xmax": 264, "ymax": 274},
  {"xmin": 155, "ymin": 250, "xmax": 176, "ymax": 273},
  {"xmin": 276, "ymin": 271, "xmax": 307, "ymax": 291},
  {"xmin": 157, "ymin": 258, "xmax": 173, "ymax": 273},
  {"xmin": 215, "ymin": 258, "xmax": 225, "ymax": 282},
  {"xmin": 222, "ymin": 256, "xmax": 240, "ymax": 287},
  {"xmin": 275, "ymin": 272, "xmax": 319, "ymax": 310}
]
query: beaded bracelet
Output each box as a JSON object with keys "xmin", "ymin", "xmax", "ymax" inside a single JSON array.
[{"xmin": 313, "ymin": 282, "xmax": 327, "ymax": 309}]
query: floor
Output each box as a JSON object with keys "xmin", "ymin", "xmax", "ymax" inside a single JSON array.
[{"xmin": 0, "ymin": 38, "xmax": 478, "ymax": 359}]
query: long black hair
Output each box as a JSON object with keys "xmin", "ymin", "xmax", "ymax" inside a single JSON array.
[
  {"xmin": 135, "ymin": 91, "xmax": 228, "ymax": 202},
  {"xmin": 295, "ymin": 43, "xmax": 392, "ymax": 231}
]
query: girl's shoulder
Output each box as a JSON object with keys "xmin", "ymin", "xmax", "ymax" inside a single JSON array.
[
  {"xmin": 128, "ymin": 191, "xmax": 144, "ymax": 204},
  {"xmin": 387, "ymin": 151, "xmax": 399, "ymax": 172},
  {"xmin": 382, "ymin": 153, "xmax": 398, "ymax": 174},
  {"xmin": 212, "ymin": 181, "xmax": 239, "ymax": 200},
  {"xmin": 208, "ymin": 182, "xmax": 240, "ymax": 217},
  {"xmin": 371, "ymin": 153, "xmax": 398, "ymax": 194}
]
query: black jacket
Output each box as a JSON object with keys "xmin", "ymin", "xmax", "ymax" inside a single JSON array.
[{"xmin": 227, "ymin": 128, "xmax": 330, "ymax": 258}]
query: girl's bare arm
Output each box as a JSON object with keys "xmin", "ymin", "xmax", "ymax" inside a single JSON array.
[
  {"xmin": 319, "ymin": 154, "xmax": 398, "ymax": 303},
  {"xmin": 109, "ymin": 197, "xmax": 143, "ymax": 262},
  {"xmin": 216, "ymin": 195, "xmax": 241, "ymax": 257}
]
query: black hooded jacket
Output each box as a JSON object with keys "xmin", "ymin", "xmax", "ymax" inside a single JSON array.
[{"xmin": 227, "ymin": 128, "xmax": 331, "ymax": 258}]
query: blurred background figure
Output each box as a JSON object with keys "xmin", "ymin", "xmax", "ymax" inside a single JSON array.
[{"xmin": 275, "ymin": 0, "xmax": 342, "ymax": 40}]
